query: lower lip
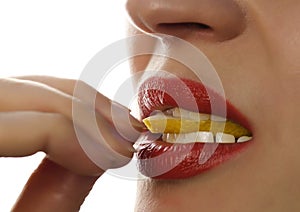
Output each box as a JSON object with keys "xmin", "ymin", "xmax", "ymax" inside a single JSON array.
[{"xmin": 136, "ymin": 133, "xmax": 252, "ymax": 179}]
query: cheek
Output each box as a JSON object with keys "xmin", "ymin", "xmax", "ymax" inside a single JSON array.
[
  {"xmin": 249, "ymin": 0, "xmax": 300, "ymax": 88},
  {"xmin": 265, "ymin": 22, "xmax": 300, "ymax": 141},
  {"xmin": 255, "ymin": 4, "xmax": 300, "ymax": 193},
  {"xmin": 237, "ymin": 0, "xmax": 300, "ymax": 139}
]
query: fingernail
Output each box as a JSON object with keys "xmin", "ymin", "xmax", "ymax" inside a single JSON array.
[
  {"xmin": 110, "ymin": 101, "xmax": 146, "ymax": 141},
  {"xmin": 129, "ymin": 115, "xmax": 147, "ymax": 132},
  {"xmin": 110, "ymin": 100, "xmax": 146, "ymax": 130}
]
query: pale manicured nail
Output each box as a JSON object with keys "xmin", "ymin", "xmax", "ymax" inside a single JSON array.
[{"xmin": 110, "ymin": 101, "xmax": 146, "ymax": 142}]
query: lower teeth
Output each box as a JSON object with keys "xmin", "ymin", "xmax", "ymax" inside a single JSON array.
[{"xmin": 162, "ymin": 132, "xmax": 252, "ymax": 144}]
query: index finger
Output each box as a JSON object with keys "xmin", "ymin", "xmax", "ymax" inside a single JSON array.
[{"xmin": 13, "ymin": 75, "xmax": 145, "ymax": 132}]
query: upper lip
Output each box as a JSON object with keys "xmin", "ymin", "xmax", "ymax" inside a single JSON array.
[
  {"xmin": 135, "ymin": 76, "xmax": 253, "ymax": 179},
  {"xmin": 138, "ymin": 76, "xmax": 251, "ymax": 132}
]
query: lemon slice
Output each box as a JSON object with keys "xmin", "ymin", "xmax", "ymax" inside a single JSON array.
[{"xmin": 143, "ymin": 115, "xmax": 251, "ymax": 138}]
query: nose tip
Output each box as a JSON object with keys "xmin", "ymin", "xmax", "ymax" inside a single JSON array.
[{"xmin": 126, "ymin": 0, "xmax": 246, "ymax": 42}]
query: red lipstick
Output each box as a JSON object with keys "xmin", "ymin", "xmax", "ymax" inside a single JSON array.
[{"xmin": 136, "ymin": 76, "xmax": 253, "ymax": 179}]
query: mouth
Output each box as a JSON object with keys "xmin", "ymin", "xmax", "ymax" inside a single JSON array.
[{"xmin": 136, "ymin": 76, "xmax": 253, "ymax": 179}]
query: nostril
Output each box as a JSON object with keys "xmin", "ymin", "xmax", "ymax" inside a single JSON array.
[
  {"xmin": 158, "ymin": 22, "xmax": 212, "ymax": 31},
  {"xmin": 186, "ymin": 22, "xmax": 211, "ymax": 30},
  {"xmin": 156, "ymin": 22, "xmax": 215, "ymax": 40}
]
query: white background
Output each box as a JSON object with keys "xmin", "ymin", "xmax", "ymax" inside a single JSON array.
[{"xmin": 0, "ymin": 1, "xmax": 138, "ymax": 211}]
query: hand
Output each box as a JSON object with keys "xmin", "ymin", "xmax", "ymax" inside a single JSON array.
[{"xmin": 0, "ymin": 76, "xmax": 143, "ymax": 211}]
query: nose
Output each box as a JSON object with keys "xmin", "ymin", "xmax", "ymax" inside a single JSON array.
[{"xmin": 126, "ymin": 0, "xmax": 246, "ymax": 42}]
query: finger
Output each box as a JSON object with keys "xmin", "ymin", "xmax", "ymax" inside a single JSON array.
[
  {"xmin": 13, "ymin": 75, "xmax": 145, "ymax": 132},
  {"xmin": 0, "ymin": 110, "xmax": 134, "ymax": 174},
  {"xmin": 0, "ymin": 111, "xmax": 105, "ymax": 175},
  {"xmin": 0, "ymin": 78, "xmax": 139, "ymax": 166},
  {"xmin": 12, "ymin": 158, "xmax": 100, "ymax": 212},
  {"xmin": 14, "ymin": 75, "xmax": 76, "ymax": 96},
  {"xmin": 0, "ymin": 78, "xmax": 74, "ymax": 120}
]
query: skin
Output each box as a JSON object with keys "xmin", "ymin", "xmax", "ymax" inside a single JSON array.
[
  {"xmin": 126, "ymin": 0, "xmax": 300, "ymax": 211},
  {"xmin": 2, "ymin": 0, "xmax": 300, "ymax": 211},
  {"xmin": 0, "ymin": 76, "xmax": 142, "ymax": 211}
]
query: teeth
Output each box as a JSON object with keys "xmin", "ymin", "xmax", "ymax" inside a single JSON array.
[
  {"xmin": 162, "ymin": 132, "xmax": 196, "ymax": 144},
  {"xmin": 171, "ymin": 107, "xmax": 225, "ymax": 122},
  {"xmin": 215, "ymin": 133, "xmax": 235, "ymax": 144},
  {"xmin": 211, "ymin": 115, "xmax": 227, "ymax": 122},
  {"xmin": 145, "ymin": 107, "xmax": 253, "ymax": 143},
  {"xmin": 169, "ymin": 107, "xmax": 227, "ymax": 122},
  {"xmin": 162, "ymin": 132, "xmax": 214, "ymax": 144},
  {"xmin": 176, "ymin": 132, "xmax": 199, "ymax": 144},
  {"xmin": 197, "ymin": 132, "xmax": 214, "ymax": 143},
  {"xmin": 162, "ymin": 132, "xmax": 252, "ymax": 144},
  {"xmin": 171, "ymin": 108, "xmax": 210, "ymax": 121},
  {"xmin": 237, "ymin": 136, "xmax": 252, "ymax": 143}
]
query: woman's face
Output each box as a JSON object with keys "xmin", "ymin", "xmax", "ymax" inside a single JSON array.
[{"xmin": 126, "ymin": 0, "xmax": 300, "ymax": 211}]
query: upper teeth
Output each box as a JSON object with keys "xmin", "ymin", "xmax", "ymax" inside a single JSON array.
[
  {"xmin": 166, "ymin": 108, "xmax": 228, "ymax": 122},
  {"xmin": 166, "ymin": 108, "xmax": 211, "ymax": 121}
]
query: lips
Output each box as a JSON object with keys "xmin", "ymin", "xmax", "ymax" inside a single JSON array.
[{"xmin": 136, "ymin": 76, "xmax": 253, "ymax": 179}]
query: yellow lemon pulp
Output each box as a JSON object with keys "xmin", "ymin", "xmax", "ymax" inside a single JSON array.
[{"xmin": 143, "ymin": 116, "xmax": 251, "ymax": 138}]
